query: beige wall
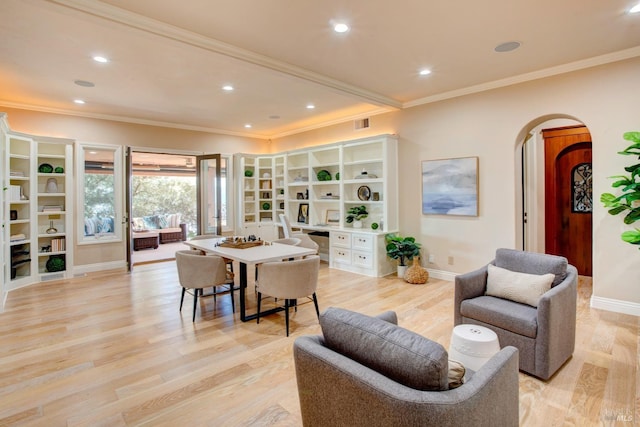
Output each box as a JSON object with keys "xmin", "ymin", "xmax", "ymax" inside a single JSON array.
[
  {"xmin": 3, "ymin": 56, "xmax": 639, "ymax": 312},
  {"xmin": 2, "ymin": 107, "xmax": 266, "ymax": 268},
  {"xmin": 273, "ymin": 57, "xmax": 640, "ymax": 312}
]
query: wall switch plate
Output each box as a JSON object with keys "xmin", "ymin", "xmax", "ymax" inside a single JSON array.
[
  {"xmin": 448, "ymin": 256, "xmax": 454, "ymax": 265},
  {"xmin": 428, "ymin": 254, "xmax": 435, "ymax": 263}
]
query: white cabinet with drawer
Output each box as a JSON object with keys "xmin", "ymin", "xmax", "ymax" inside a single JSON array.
[{"xmin": 329, "ymin": 230, "xmax": 394, "ymax": 277}]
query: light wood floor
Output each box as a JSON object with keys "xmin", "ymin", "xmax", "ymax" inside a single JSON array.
[{"xmin": 0, "ymin": 261, "xmax": 637, "ymax": 426}]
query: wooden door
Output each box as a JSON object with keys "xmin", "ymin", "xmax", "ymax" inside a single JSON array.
[{"xmin": 543, "ymin": 126, "xmax": 592, "ymax": 276}]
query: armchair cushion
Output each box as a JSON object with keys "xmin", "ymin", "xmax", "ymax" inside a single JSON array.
[
  {"xmin": 320, "ymin": 307, "xmax": 449, "ymax": 391},
  {"xmin": 461, "ymin": 296, "xmax": 538, "ymax": 338},
  {"xmin": 495, "ymin": 248, "xmax": 568, "ymax": 287},
  {"xmin": 486, "ymin": 264, "xmax": 554, "ymax": 307}
]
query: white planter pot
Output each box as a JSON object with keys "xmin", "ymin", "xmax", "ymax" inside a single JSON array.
[
  {"xmin": 353, "ymin": 220, "xmax": 363, "ymax": 228},
  {"xmin": 397, "ymin": 265, "xmax": 408, "ymax": 278}
]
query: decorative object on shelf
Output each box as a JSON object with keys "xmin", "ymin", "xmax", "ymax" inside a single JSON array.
[
  {"xmin": 600, "ymin": 131, "xmax": 640, "ymax": 250},
  {"xmin": 317, "ymin": 169, "xmax": 332, "ymax": 181},
  {"xmin": 45, "ymin": 178, "xmax": 58, "ymax": 193},
  {"xmin": 371, "ymin": 222, "xmax": 379, "ymax": 230},
  {"xmin": 10, "ymin": 210, "xmax": 17, "ymax": 220},
  {"xmin": 325, "ymin": 209, "xmax": 340, "ymax": 225},
  {"xmin": 335, "ymin": 172, "xmax": 340, "ymax": 180},
  {"xmin": 297, "ymin": 203, "xmax": 310, "ymax": 224},
  {"xmin": 346, "ymin": 205, "xmax": 368, "ymax": 228},
  {"xmin": 45, "ymin": 255, "xmax": 65, "ymax": 272},
  {"xmin": 262, "ymin": 172, "xmax": 271, "ymax": 178},
  {"xmin": 261, "ymin": 180, "xmax": 271, "ymax": 189},
  {"xmin": 372, "ymin": 192, "xmax": 380, "ymax": 201},
  {"xmin": 244, "ymin": 169, "xmax": 253, "ymax": 177},
  {"xmin": 404, "ymin": 257, "xmax": 429, "ymax": 284},
  {"xmin": 385, "ymin": 234, "xmax": 421, "ymax": 278},
  {"xmin": 262, "ymin": 202, "xmax": 271, "ymax": 210},
  {"xmin": 38, "ymin": 163, "xmax": 53, "ymax": 173},
  {"xmin": 297, "ymin": 192, "xmax": 305, "ymax": 200},
  {"xmin": 357, "ymin": 185, "xmax": 371, "ymax": 201},
  {"xmin": 54, "ymin": 166, "xmax": 64, "ymax": 173},
  {"xmin": 422, "ymin": 157, "xmax": 479, "ymax": 216},
  {"xmin": 46, "ymin": 220, "xmax": 58, "ymax": 234},
  {"xmin": 355, "ymin": 168, "xmax": 377, "ymax": 179}
]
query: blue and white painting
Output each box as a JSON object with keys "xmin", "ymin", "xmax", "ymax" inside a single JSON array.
[{"xmin": 422, "ymin": 157, "xmax": 478, "ymax": 216}]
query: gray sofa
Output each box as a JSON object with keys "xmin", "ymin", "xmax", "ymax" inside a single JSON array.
[
  {"xmin": 454, "ymin": 248, "xmax": 578, "ymax": 380},
  {"xmin": 293, "ymin": 308, "xmax": 519, "ymax": 427}
]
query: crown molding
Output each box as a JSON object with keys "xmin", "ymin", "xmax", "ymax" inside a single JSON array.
[
  {"xmin": 48, "ymin": 0, "xmax": 402, "ymax": 109},
  {"xmin": 0, "ymin": 100, "xmax": 268, "ymax": 139},
  {"xmin": 404, "ymin": 46, "xmax": 640, "ymax": 109}
]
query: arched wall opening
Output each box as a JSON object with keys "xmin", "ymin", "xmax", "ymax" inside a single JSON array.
[{"xmin": 514, "ymin": 114, "xmax": 591, "ymax": 257}]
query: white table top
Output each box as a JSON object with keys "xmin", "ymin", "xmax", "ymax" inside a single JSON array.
[{"xmin": 184, "ymin": 238, "xmax": 316, "ymax": 264}]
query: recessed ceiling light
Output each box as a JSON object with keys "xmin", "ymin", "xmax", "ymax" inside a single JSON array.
[
  {"xmin": 222, "ymin": 85, "xmax": 234, "ymax": 91},
  {"xmin": 494, "ymin": 41, "xmax": 521, "ymax": 53},
  {"xmin": 269, "ymin": 115, "xmax": 280, "ymax": 120},
  {"xmin": 630, "ymin": 3, "xmax": 640, "ymax": 13},
  {"xmin": 74, "ymin": 99, "xmax": 85, "ymax": 104},
  {"xmin": 244, "ymin": 124, "xmax": 252, "ymax": 128},
  {"xmin": 333, "ymin": 23, "xmax": 349, "ymax": 33},
  {"xmin": 74, "ymin": 79, "xmax": 95, "ymax": 87},
  {"xmin": 92, "ymin": 56, "xmax": 109, "ymax": 63},
  {"xmin": 306, "ymin": 104, "xmax": 315, "ymax": 109},
  {"xmin": 419, "ymin": 69, "xmax": 432, "ymax": 76}
]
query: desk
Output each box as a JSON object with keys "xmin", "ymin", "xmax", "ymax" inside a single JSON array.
[{"xmin": 183, "ymin": 238, "xmax": 316, "ymax": 322}]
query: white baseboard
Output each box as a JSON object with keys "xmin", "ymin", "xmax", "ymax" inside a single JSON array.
[
  {"xmin": 590, "ymin": 295, "xmax": 640, "ymax": 316},
  {"xmin": 426, "ymin": 268, "xmax": 456, "ymax": 282},
  {"xmin": 73, "ymin": 260, "xmax": 128, "ymax": 276}
]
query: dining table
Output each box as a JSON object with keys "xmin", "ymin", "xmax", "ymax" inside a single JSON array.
[{"xmin": 183, "ymin": 238, "xmax": 317, "ymax": 322}]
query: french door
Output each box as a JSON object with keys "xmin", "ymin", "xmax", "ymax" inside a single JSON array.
[{"xmin": 196, "ymin": 154, "xmax": 223, "ymax": 236}]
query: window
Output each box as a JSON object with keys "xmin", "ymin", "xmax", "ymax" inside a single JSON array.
[
  {"xmin": 77, "ymin": 143, "xmax": 123, "ymax": 243},
  {"xmin": 571, "ymin": 162, "xmax": 592, "ymax": 213}
]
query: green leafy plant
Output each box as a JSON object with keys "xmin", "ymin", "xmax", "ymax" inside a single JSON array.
[
  {"xmin": 345, "ymin": 205, "xmax": 368, "ymax": 223},
  {"xmin": 600, "ymin": 131, "xmax": 640, "ymax": 249},
  {"xmin": 385, "ymin": 234, "xmax": 421, "ymax": 266}
]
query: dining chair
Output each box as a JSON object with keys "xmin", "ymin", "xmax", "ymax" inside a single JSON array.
[
  {"xmin": 272, "ymin": 237, "xmax": 302, "ymax": 246},
  {"xmin": 256, "ymin": 255, "xmax": 320, "ymax": 336},
  {"xmin": 175, "ymin": 250, "xmax": 235, "ymax": 321},
  {"xmin": 189, "ymin": 234, "xmax": 234, "ymax": 280},
  {"xmin": 279, "ymin": 214, "xmax": 319, "ymax": 253}
]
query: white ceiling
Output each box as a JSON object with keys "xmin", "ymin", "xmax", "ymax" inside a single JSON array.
[{"xmin": 1, "ymin": 0, "xmax": 639, "ymax": 139}]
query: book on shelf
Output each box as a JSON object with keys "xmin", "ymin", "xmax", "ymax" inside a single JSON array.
[
  {"xmin": 51, "ymin": 238, "xmax": 66, "ymax": 252},
  {"xmin": 10, "ymin": 169, "xmax": 24, "ymax": 177},
  {"xmin": 10, "ymin": 185, "xmax": 22, "ymax": 201},
  {"xmin": 42, "ymin": 205, "xmax": 63, "ymax": 212}
]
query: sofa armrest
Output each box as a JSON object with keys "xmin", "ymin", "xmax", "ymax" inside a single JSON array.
[
  {"xmin": 294, "ymin": 335, "xmax": 519, "ymax": 427},
  {"xmin": 454, "ymin": 264, "xmax": 490, "ymax": 325},
  {"xmin": 535, "ymin": 264, "xmax": 578, "ymax": 379}
]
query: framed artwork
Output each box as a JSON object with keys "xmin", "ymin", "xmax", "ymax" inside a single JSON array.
[
  {"xmin": 325, "ymin": 209, "xmax": 340, "ymax": 225},
  {"xmin": 298, "ymin": 203, "xmax": 309, "ymax": 224},
  {"xmin": 422, "ymin": 156, "xmax": 478, "ymax": 216}
]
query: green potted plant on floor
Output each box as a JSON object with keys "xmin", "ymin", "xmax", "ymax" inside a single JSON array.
[
  {"xmin": 385, "ymin": 234, "xmax": 421, "ymax": 278},
  {"xmin": 346, "ymin": 205, "xmax": 368, "ymax": 228},
  {"xmin": 600, "ymin": 131, "xmax": 640, "ymax": 250}
]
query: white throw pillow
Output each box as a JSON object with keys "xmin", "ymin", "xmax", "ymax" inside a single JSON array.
[{"xmin": 485, "ymin": 264, "xmax": 554, "ymax": 307}]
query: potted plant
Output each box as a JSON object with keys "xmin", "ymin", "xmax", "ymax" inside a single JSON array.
[
  {"xmin": 385, "ymin": 234, "xmax": 422, "ymax": 278},
  {"xmin": 600, "ymin": 131, "xmax": 640, "ymax": 250},
  {"xmin": 346, "ymin": 205, "xmax": 368, "ymax": 228}
]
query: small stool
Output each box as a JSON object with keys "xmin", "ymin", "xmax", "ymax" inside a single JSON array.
[{"xmin": 449, "ymin": 324, "xmax": 500, "ymax": 371}]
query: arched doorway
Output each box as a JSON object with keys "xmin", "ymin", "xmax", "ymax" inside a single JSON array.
[{"xmin": 515, "ymin": 116, "xmax": 593, "ymax": 277}]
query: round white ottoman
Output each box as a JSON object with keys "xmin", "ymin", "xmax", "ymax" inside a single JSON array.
[{"xmin": 448, "ymin": 324, "xmax": 500, "ymax": 371}]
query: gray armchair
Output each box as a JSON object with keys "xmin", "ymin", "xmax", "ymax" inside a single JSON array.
[
  {"xmin": 454, "ymin": 248, "xmax": 578, "ymax": 380},
  {"xmin": 293, "ymin": 308, "xmax": 519, "ymax": 427}
]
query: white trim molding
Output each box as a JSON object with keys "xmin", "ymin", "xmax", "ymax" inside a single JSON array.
[
  {"xmin": 426, "ymin": 268, "xmax": 456, "ymax": 282},
  {"xmin": 72, "ymin": 261, "xmax": 127, "ymax": 276},
  {"xmin": 590, "ymin": 296, "xmax": 640, "ymax": 317}
]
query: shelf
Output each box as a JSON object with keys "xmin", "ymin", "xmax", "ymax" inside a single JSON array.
[{"xmin": 38, "ymin": 251, "xmax": 66, "ymax": 257}]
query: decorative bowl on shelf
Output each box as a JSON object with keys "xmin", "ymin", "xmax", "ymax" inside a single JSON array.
[
  {"xmin": 262, "ymin": 202, "xmax": 271, "ymax": 210},
  {"xmin": 316, "ymin": 169, "xmax": 332, "ymax": 181},
  {"xmin": 244, "ymin": 169, "xmax": 254, "ymax": 177},
  {"xmin": 38, "ymin": 163, "xmax": 53, "ymax": 173}
]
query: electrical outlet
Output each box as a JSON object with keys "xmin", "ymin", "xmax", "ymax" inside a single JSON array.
[
  {"xmin": 448, "ymin": 256, "xmax": 454, "ymax": 265},
  {"xmin": 428, "ymin": 254, "xmax": 435, "ymax": 263}
]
